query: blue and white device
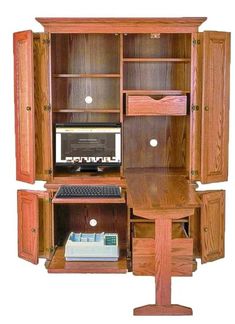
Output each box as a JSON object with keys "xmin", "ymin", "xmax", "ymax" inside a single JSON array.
[{"xmin": 65, "ymin": 232, "xmax": 119, "ymax": 261}]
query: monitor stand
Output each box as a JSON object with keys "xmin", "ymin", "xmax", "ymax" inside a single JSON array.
[{"xmin": 76, "ymin": 166, "xmax": 104, "ymax": 173}]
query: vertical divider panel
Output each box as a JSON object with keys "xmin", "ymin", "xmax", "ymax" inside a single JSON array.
[
  {"xmin": 189, "ymin": 33, "xmax": 203, "ymax": 181},
  {"xmin": 120, "ymin": 34, "xmax": 124, "ymax": 177}
]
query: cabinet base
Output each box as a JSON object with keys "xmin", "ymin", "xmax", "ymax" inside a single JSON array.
[{"xmin": 133, "ymin": 304, "xmax": 193, "ymax": 316}]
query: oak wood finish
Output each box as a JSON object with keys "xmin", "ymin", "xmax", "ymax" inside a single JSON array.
[
  {"xmin": 33, "ymin": 33, "xmax": 52, "ymax": 181},
  {"xmin": 126, "ymin": 95, "xmax": 187, "ymax": 116},
  {"xmin": 36, "ymin": 17, "xmax": 206, "ymax": 33},
  {"xmin": 133, "ymin": 237, "xmax": 193, "ymax": 276},
  {"xmin": 201, "ymin": 32, "xmax": 230, "ymax": 183},
  {"xmin": 123, "ymin": 62, "xmax": 190, "ymax": 91},
  {"xmin": 53, "ymin": 203, "xmax": 127, "ymax": 247},
  {"xmin": 15, "ymin": 17, "xmax": 230, "ymax": 317},
  {"xmin": 47, "ymin": 247, "xmax": 127, "ymax": 273},
  {"xmin": 125, "ymin": 168, "xmax": 200, "ymax": 210},
  {"xmin": 200, "ymin": 190, "xmax": 225, "ymax": 263},
  {"xmin": 124, "ymin": 117, "xmax": 189, "ymax": 169},
  {"xmin": 52, "ymin": 191, "xmax": 126, "ymax": 204},
  {"xmin": 189, "ymin": 33, "xmax": 202, "ymax": 181},
  {"xmin": 14, "ymin": 31, "xmax": 35, "ymax": 183},
  {"xmin": 134, "ymin": 304, "xmax": 192, "ymax": 316},
  {"xmin": 18, "ymin": 190, "xmax": 39, "ymax": 264},
  {"xmin": 123, "ymin": 33, "xmax": 191, "ymax": 58}
]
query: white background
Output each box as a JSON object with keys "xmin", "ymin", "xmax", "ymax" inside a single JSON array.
[{"xmin": 0, "ymin": 0, "xmax": 234, "ymax": 323}]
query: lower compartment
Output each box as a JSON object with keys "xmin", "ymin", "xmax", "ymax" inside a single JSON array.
[{"xmin": 48, "ymin": 203, "xmax": 128, "ymax": 273}]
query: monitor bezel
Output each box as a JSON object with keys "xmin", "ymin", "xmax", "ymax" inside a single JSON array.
[{"xmin": 54, "ymin": 122, "xmax": 122, "ymax": 168}]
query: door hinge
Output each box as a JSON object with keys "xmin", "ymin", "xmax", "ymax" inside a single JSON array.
[
  {"xmin": 192, "ymin": 105, "xmax": 200, "ymax": 111},
  {"xmin": 192, "ymin": 38, "xmax": 201, "ymax": 46},
  {"xmin": 46, "ymin": 246, "xmax": 54, "ymax": 253},
  {"xmin": 44, "ymin": 104, "xmax": 51, "ymax": 112},
  {"xmin": 46, "ymin": 168, "xmax": 53, "ymax": 175},
  {"xmin": 42, "ymin": 38, "xmax": 50, "ymax": 45},
  {"xmin": 191, "ymin": 170, "xmax": 199, "ymax": 176}
]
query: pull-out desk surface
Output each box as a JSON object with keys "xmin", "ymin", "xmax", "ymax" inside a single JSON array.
[
  {"xmin": 125, "ymin": 168, "xmax": 200, "ymax": 315},
  {"xmin": 125, "ymin": 168, "xmax": 201, "ymax": 213}
]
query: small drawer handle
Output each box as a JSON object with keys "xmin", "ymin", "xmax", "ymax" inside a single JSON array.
[{"xmin": 26, "ymin": 106, "xmax": 31, "ymax": 111}]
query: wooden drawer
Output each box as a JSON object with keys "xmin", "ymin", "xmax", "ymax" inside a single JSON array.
[
  {"xmin": 126, "ymin": 95, "xmax": 187, "ymax": 116},
  {"xmin": 132, "ymin": 238, "xmax": 193, "ymax": 276}
]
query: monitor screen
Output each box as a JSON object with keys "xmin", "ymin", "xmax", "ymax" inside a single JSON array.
[{"xmin": 55, "ymin": 123, "xmax": 121, "ymax": 167}]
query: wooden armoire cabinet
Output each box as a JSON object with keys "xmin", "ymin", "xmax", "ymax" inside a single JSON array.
[{"xmin": 14, "ymin": 17, "xmax": 230, "ymax": 316}]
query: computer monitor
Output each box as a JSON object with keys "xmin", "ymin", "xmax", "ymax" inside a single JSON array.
[{"xmin": 55, "ymin": 123, "xmax": 121, "ymax": 171}]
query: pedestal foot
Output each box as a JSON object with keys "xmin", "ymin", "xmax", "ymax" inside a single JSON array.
[{"xmin": 133, "ymin": 304, "xmax": 193, "ymax": 316}]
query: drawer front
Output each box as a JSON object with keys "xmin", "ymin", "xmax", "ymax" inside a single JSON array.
[
  {"xmin": 132, "ymin": 237, "xmax": 193, "ymax": 276},
  {"xmin": 126, "ymin": 95, "xmax": 187, "ymax": 116}
]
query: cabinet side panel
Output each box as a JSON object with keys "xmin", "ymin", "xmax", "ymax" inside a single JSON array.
[
  {"xmin": 18, "ymin": 191, "xmax": 39, "ymax": 264},
  {"xmin": 33, "ymin": 33, "xmax": 52, "ymax": 180},
  {"xmin": 14, "ymin": 31, "xmax": 35, "ymax": 183},
  {"xmin": 201, "ymin": 32, "xmax": 230, "ymax": 183}
]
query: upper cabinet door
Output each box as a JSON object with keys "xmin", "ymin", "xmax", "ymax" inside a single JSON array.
[
  {"xmin": 18, "ymin": 190, "xmax": 39, "ymax": 264},
  {"xmin": 201, "ymin": 32, "xmax": 230, "ymax": 183},
  {"xmin": 14, "ymin": 31, "xmax": 35, "ymax": 183},
  {"xmin": 200, "ymin": 190, "xmax": 225, "ymax": 263}
]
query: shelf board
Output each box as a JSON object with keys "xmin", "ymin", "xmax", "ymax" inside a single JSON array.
[
  {"xmin": 123, "ymin": 58, "xmax": 191, "ymax": 62},
  {"xmin": 53, "ymin": 109, "xmax": 120, "ymax": 113},
  {"xmin": 53, "ymin": 73, "xmax": 121, "ymax": 78},
  {"xmin": 47, "ymin": 246, "xmax": 127, "ymax": 273},
  {"xmin": 123, "ymin": 90, "xmax": 190, "ymax": 95}
]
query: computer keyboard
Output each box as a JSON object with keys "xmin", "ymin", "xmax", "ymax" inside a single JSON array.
[{"xmin": 56, "ymin": 185, "xmax": 121, "ymax": 198}]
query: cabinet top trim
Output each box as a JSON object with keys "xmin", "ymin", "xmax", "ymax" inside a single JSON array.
[{"xmin": 35, "ymin": 17, "xmax": 207, "ymax": 33}]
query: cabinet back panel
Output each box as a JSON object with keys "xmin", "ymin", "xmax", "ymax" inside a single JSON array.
[
  {"xmin": 123, "ymin": 116, "xmax": 189, "ymax": 169},
  {"xmin": 52, "ymin": 78, "xmax": 120, "ymax": 109},
  {"xmin": 51, "ymin": 34, "xmax": 120, "ymax": 74},
  {"xmin": 123, "ymin": 33, "xmax": 191, "ymax": 58},
  {"xmin": 123, "ymin": 62, "xmax": 190, "ymax": 90},
  {"xmin": 54, "ymin": 204, "xmax": 127, "ymax": 246}
]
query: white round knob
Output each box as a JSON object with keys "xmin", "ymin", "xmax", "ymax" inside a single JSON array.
[
  {"xmin": 85, "ymin": 96, "xmax": 93, "ymax": 104},
  {"xmin": 150, "ymin": 139, "xmax": 158, "ymax": 147},
  {"xmin": 89, "ymin": 219, "xmax": 97, "ymax": 227}
]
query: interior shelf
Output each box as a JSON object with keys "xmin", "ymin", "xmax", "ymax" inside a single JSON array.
[
  {"xmin": 53, "ymin": 74, "xmax": 121, "ymax": 78},
  {"xmin": 47, "ymin": 247, "xmax": 128, "ymax": 273},
  {"xmin": 123, "ymin": 90, "xmax": 190, "ymax": 94},
  {"xmin": 53, "ymin": 109, "xmax": 120, "ymax": 113},
  {"xmin": 123, "ymin": 58, "xmax": 191, "ymax": 62}
]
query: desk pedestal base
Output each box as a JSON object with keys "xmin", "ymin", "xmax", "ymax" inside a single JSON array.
[{"xmin": 134, "ymin": 304, "xmax": 192, "ymax": 316}]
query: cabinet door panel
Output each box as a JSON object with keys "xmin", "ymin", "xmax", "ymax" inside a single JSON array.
[
  {"xmin": 18, "ymin": 190, "xmax": 39, "ymax": 264},
  {"xmin": 14, "ymin": 31, "xmax": 35, "ymax": 183},
  {"xmin": 201, "ymin": 32, "xmax": 230, "ymax": 183},
  {"xmin": 34, "ymin": 33, "xmax": 52, "ymax": 180},
  {"xmin": 200, "ymin": 191, "xmax": 225, "ymax": 263}
]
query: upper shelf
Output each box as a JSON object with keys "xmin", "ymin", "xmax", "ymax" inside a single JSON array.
[
  {"xmin": 123, "ymin": 58, "xmax": 191, "ymax": 62},
  {"xmin": 53, "ymin": 74, "xmax": 121, "ymax": 78}
]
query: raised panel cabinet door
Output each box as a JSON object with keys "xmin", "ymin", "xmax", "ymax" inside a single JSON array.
[
  {"xmin": 18, "ymin": 190, "xmax": 39, "ymax": 264},
  {"xmin": 201, "ymin": 32, "xmax": 230, "ymax": 183},
  {"xmin": 14, "ymin": 31, "xmax": 35, "ymax": 183},
  {"xmin": 200, "ymin": 191, "xmax": 225, "ymax": 263}
]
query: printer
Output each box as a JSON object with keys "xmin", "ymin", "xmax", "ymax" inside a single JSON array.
[{"xmin": 65, "ymin": 232, "xmax": 119, "ymax": 261}]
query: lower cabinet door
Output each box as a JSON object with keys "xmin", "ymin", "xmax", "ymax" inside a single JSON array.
[
  {"xmin": 200, "ymin": 190, "xmax": 225, "ymax": 263},
  {"xmin": 18, "ymin": 190, "xmax": 51, "ymax": 264}
]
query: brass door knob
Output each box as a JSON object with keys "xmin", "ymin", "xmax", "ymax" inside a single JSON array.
[
  {"xmin": 204, "ymin": 106, "xmax": 209, "ymax": 111},
  {"xmin": 26, "ymin": 106, "xmax": 31, "ymax": 111}
]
